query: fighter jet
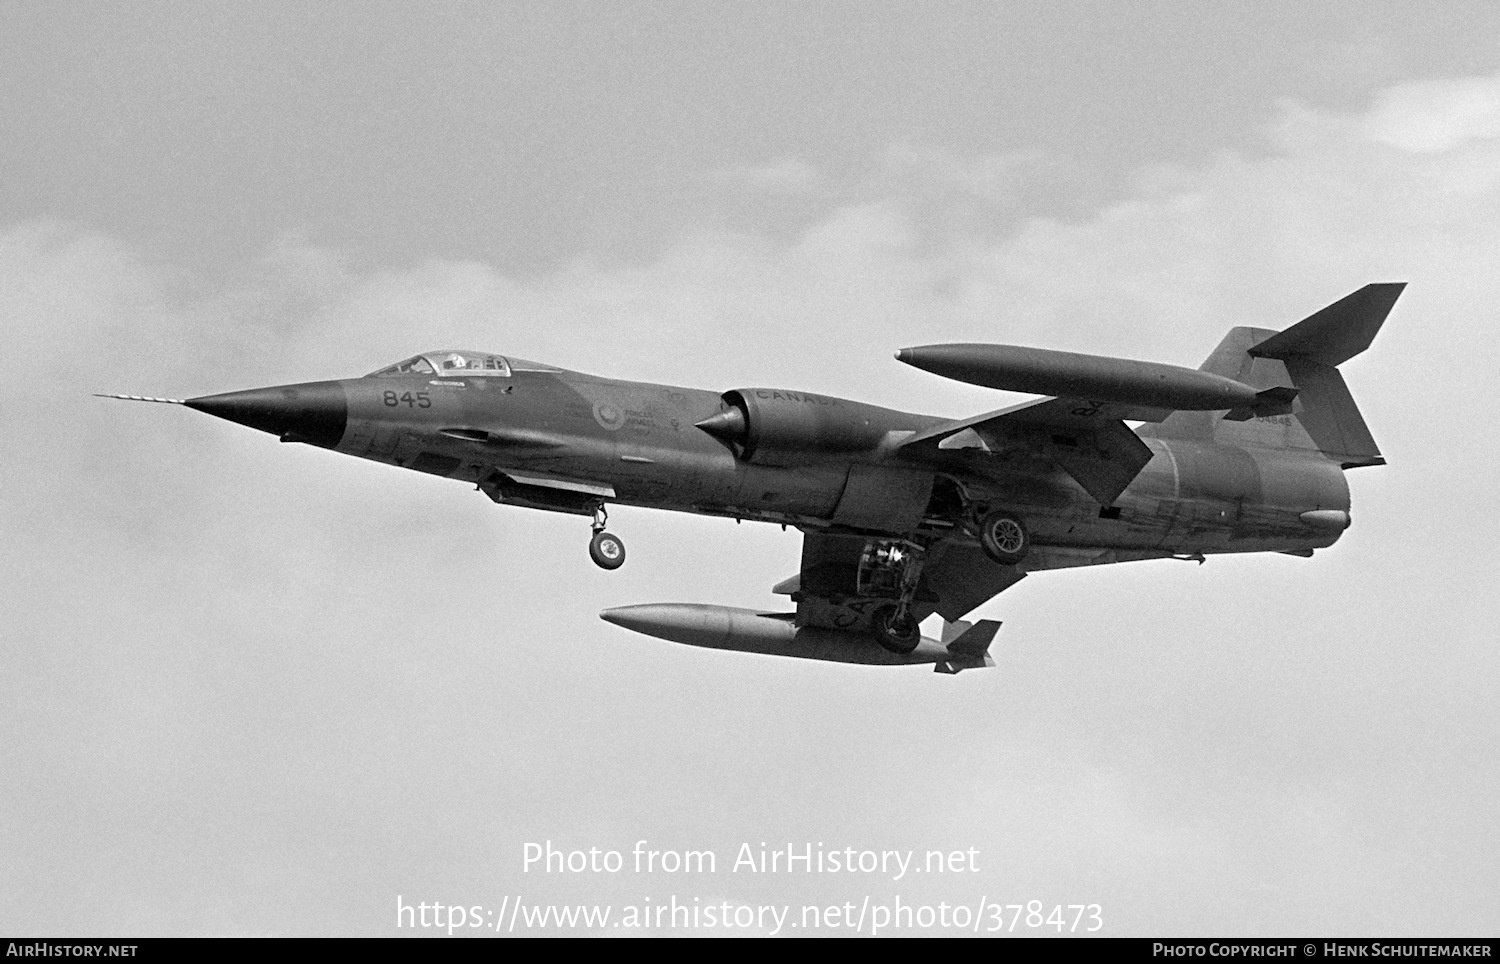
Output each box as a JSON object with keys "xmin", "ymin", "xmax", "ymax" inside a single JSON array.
[{"xmin": 102, "ymin": 283, "xmax": 1402, "ymax": 673}]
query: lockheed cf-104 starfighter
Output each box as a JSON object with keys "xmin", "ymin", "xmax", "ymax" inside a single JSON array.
[{"xmin": 102, "ymin": 284, "xmax": 1403, "ymax": 673}]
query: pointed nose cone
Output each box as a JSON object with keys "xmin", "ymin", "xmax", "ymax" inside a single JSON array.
[{"xmin": 185, "ymin": 380, "xmax": 348, "ymax": 448}]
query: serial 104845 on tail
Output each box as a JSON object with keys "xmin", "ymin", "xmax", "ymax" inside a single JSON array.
[{"xmin": 103, "ymin": 284, "xmax": 1403, "ymax": 674}]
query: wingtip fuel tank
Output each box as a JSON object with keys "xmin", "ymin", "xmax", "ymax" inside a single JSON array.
[
  {"xmin": 600, "ymin": 603, "xmax": 997, "ymax": 673},
  {"xmin": 896, "ymin": 343, "xmax": 1287, "ymax": 413}
]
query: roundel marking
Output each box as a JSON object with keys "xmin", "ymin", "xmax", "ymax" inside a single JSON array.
[{"xmin": 593, "ymin": 401, "xmax": 627, "ymax": 431}]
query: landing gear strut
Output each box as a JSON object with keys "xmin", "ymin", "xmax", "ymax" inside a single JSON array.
[
  {"xmin": 859, "ymin": 540, "xmax": 928, "ymax": 655},
  {"xmin": 588, "ymin": 503, "xmax": 626, "ymax": 570}
]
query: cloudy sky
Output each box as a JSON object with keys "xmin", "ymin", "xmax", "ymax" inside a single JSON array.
[{"xmin": 4, "ymin": 1, "xmax": 1498, "ymax": 937}]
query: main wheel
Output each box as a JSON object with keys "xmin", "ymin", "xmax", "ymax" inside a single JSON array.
[
  {"xmin": 871, "ymin": 605, "xmax": 921, "ymax": 655},
  {"xmin": 978, "ymin": 510, "xmax": 1030, "ymax": 566},
  {"xmin": 589, "ymin": 531, "xmax": 626, "ymax": 570}
]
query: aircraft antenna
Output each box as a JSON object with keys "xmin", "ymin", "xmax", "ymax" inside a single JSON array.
[{"xmin": 94, "ymin": 394, "xmax": 186, "ymax": 405}]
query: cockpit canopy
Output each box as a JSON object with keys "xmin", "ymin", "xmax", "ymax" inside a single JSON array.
[
  {"xmin": 367, "ymin": 350, "xmax": 512, "ymax": 378},
  {"xmin": 366, "ymin": 350, "xmax": 567, "ymax": 378}
]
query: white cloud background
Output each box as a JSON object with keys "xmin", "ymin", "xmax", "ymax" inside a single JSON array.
[{"xmin": 2, "ymin": 6, "xmax": 1498, "ymax": 937}]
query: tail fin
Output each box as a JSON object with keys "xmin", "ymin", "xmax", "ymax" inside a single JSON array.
[
  {"xmin": 1142, "ymin": 284, "xmax": 1403, "ymax": 468},
  {"xmin": 934, "ymin": 619, "xmax": 1000, "ymax": 674}
]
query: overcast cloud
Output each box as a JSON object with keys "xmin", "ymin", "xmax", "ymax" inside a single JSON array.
[{"xmin": 2, "ymin": 2, "xmax": 1497, "ymax": 937}]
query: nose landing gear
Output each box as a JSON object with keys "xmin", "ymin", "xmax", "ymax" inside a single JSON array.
[{"xmin": 588, "ymin": 504, "xmax": 626, "ymax": 570}]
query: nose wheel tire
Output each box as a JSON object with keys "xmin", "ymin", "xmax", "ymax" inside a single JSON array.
[
  {"xmin": 871, "ymin": 604, "xmax": 921, "ymax": 655},
  {"xmin": 978, "ymin": 510, "xmax": 1030, "ymax": 566},
  {"xmin": 589, "ymin": 531, "xmax": 626, "ymax": 570}
]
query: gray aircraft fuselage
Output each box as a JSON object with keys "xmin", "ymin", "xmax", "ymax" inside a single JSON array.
[
  {"xmin": 183, "ymin": 357, "xmax": 1348, "ymax": 558},
  {"xmin": 109, "ymin": 283, "xmax": 1399, "ymax": 669}
]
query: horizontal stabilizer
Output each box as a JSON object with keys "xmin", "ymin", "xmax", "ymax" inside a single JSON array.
[{"xmin": 1248, "ymin": 283, "xmax": 1405, "ymax": 366}]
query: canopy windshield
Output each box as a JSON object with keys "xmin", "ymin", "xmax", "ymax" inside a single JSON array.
[{"xmin": 367, "ymin": 351, "xmax": 512, "ymax": 377}]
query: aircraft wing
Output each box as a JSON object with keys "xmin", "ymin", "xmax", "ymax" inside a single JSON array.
[
  {"xmin": 773, "ymin": 530, "xmax": 1027, "ymax": 629},
  {"xmin": 773, "ymin": 530, "xmax": 1178, "ymax": 630},
  {"xmin": 900, "ymin": 395, "xmax": 1158, "ymax": 506}
]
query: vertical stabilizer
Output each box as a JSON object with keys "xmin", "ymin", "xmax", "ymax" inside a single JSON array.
[{"xmin": 1141, "ymin": 284, "xmax": 1402, "ymax": 467}]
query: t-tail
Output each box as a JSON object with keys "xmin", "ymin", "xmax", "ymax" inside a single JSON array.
[{"xmin": 1141, "ymin": 283, "xmax": 1404, "ymax": 468}]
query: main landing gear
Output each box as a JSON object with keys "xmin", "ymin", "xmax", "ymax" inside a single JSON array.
[
  {"xmin": 859, "ymin": 540, "xmax": 928, "ymax": 656},
  {"xmin": 864, "ymin": 506, "xmax": 1029, "ymax": 654},
  {"xmin": 976, "ymin": 509, "xmax": 1030, "ymax": 566},
  {"xmin": 588, "ymin": 503, "xmax": 626, "ymax": 570},
  {"xmin": 871, "ymin": 604, "xmax": 921, "ymax": 655}
]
